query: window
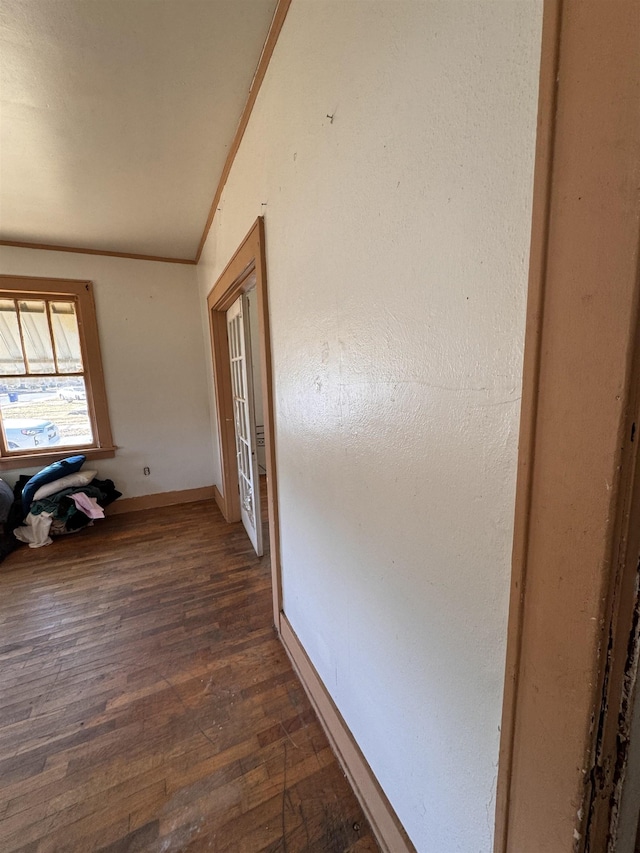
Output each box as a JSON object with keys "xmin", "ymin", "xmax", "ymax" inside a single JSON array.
[{"xmin": 0, "ymin": 276, "xmax": 115, "ymax": 469}]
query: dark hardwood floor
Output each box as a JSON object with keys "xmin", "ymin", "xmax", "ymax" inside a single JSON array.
[{"xmin": 0, "ymin": 490, "xmax": 379, "ymax": 852}]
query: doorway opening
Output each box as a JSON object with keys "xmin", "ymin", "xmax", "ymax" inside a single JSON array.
[
  {"xmin": 206, "ymin": 218, "xmax": 282, "ymax": 628},
  {"xmin": 225, "ymin": 286, "xmax": 263, "ymax": 556}
]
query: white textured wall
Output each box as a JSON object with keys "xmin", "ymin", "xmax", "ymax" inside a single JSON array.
[
  {"xmin": 197, "ymin": 2, "xmax": 542, "ymax": 850},
  {"xmin": 0, "ymin": 246, "xmax": 215, "ymax": 497}
]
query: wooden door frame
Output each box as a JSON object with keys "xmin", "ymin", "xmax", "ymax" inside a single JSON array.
[
  {"xmin": 207, "ymin": 218, "xmax": 282, "ymax": 626},
  {"xmin": 495, "ymin": 2, "xmax": 640, "ymax": 851}
]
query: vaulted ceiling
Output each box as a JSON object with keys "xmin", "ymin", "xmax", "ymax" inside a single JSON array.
[{"xmin": 0, "ymin": 0, "xmax": 279, "ymax": 261}]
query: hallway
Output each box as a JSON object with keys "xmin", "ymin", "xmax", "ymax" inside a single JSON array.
[{"xmin": 0, "ymin": 498, "xmax": 378, "ymax": 852}]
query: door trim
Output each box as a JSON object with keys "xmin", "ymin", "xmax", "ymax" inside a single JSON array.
[
  {"xmin": 494, "ymin": 0, "xmax": 563, "ymax": 844},
  {"xmin": 495, "ymin": 2, "xmax": 640, "ymax": 850},
  {"xmin": 207, "ymin": 217, "xmax": 282, "ymax": 625}
]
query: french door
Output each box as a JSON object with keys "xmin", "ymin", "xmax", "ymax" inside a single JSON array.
[{"xmin": 226, "ymin": 294, "xmax": 263, "ymax": 556}]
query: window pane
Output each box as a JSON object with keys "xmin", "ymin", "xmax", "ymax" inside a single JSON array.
[
  {"xmin": 18, "ymin": 301, "xmax": 55, "ymax": 374},
  {"xmin": 50, "ymin": 301, "xmax": 83, "ymax": 373},
  {"xmin": 0, "ymin": 300, "xmax": 26, "ymax": 375},
  {"xmin": 0, "ymin": 377, "xmax": 92, "ymax": 453}
]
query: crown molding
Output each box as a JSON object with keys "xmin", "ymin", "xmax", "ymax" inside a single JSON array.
[
  {"xmin": 194, "ymin": 0, "xmax": 292, "ymax": 263},
  {"xmin": 0, "ymin": 239, "xmax": 195, "ymax": 265}
]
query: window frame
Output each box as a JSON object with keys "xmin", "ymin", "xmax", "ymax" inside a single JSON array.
[{"xmin": 0, "ymin": 275, "xmax": 115, "ymax": 470}]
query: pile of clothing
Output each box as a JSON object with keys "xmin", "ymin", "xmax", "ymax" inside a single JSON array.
[{"xmin": 5, "ymin": 454, "xmax": 121, "ymax": 550}]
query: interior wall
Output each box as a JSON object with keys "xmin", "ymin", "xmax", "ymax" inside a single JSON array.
[
  {"xmin": 196, "ymin": 226, "xmax": 222, "ymax": 489},
  {"xmin": 0, "ymin": 245, "xmax": 215, "ymax": 497},
  {"xmin": 196, "ymin": 2, "xmax": 543, "ymax": 850}
]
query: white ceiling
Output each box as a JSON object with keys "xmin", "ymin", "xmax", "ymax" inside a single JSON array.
[{"xmin": 0, "ymin": 0, "xmax": 278, "ymax": 260}]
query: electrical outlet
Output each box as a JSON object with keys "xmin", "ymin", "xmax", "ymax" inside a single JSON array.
[{"xmin": 143, "ymin": 467, "xmax": 150, "ymax": 476}]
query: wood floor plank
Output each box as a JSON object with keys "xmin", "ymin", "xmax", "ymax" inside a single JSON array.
[{"xmin": 0, "ymin": 492, "xmax": 379, "ymax": 852}]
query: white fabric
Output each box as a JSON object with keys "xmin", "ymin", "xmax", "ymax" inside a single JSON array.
[
  {"xmin": 14, "ymin": 512, "xmax": 54, "ymax": 548},
  {"xmin": 33, "ymin": 470, "xmax": 97, "ymax": 501}
]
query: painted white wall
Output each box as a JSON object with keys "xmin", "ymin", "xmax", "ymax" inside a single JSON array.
[
  {"xmin": 197, "ymin": 2, "xmax": 542, "ymax": 851},
  {"xmin": 0, "ymin": 246, "xmax": 215, "ymax": 497},
  {"xmin": 197, "ymin": 227, "xmax": 222, "ymax": 489}
]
